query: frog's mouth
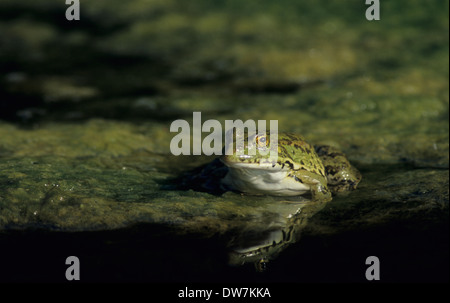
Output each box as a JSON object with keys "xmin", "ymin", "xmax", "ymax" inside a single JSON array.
[
  {"xmin": 220, "ymin": 158, "xmax": 310, "ymax": 196},
  {"xmin": 220, "ymin": 156, "xmax": 283, "ymax": 171}
]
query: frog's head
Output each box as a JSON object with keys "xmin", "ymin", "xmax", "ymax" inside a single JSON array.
[
  {"xmin": 220, "ymin": 128, "xmax": 279, "ymax": 169},
  {"xmin": 220, "ymin": 131, "xmax": 327, "ymax": 197}
]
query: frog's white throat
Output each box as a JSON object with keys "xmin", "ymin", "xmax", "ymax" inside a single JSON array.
[{"xmin": 222, "ymin": 162, "xmax": 310, "ymax": 196}]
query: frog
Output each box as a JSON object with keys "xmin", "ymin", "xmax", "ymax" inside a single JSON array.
[
  {"xmin": 168, "ymin": 131, "xmax": 361, "ymax": 270},
  {"xmin": 220, "ymin": 131, "xmax": 361, "ymax": 202}
]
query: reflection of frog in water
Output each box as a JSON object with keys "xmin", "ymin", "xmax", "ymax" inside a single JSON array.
[
  {"xmin": 172, "ymin": 131, "xmax": 361, "ymax": 271},
  {"xmin": 220, "ymin": 132, "xmax": 361, "ymax": 202}
]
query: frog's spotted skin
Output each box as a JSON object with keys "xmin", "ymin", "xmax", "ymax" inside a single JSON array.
[
  {"xmin": 220, "ymin": 132, "xmax": 360, "ymax": 202},
  {"xmin": 315, "ymin": 145, "xmax": 362, "ymax": 193}
]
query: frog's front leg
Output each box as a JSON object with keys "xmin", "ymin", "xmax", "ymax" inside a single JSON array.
[
  {"xmin": 310, "ymin": 182, "xmax": 332, "ymax": 202},
  {"xmin": 293, "ymin": 170, "xmax": 332, "ymax": 202}
]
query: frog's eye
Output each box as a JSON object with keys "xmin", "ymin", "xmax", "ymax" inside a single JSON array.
[{"xmin": 256, "ymin": 135, "xmax": 267, "ymax": 148}]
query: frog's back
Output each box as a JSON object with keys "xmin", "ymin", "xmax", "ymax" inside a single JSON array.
[{"xmin": 278, "ymin": 133, "xmax": 327, "ymax": 177}]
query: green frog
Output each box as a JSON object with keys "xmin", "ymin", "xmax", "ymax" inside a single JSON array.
[
  {"xmin": 220, "ymin": 132, "xmax": 361, "ymax": 202},
  {"xmin": 170, "ymin": 131, "xmax": 361, "ymax": 270}
]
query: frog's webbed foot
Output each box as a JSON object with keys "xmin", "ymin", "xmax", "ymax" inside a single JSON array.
[
  {"xmin": 293, "ymin": 170, "xmax": 332, "ymax": 202},
  {"xmin": 315, "ymin": 145, "xmax": 362, "ymax": 193},
  {"xmin": 310, "ymin": 183, "xmax": 332, "ymax": 202}
]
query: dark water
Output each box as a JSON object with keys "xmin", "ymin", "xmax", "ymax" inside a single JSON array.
[{"xmin": 1, "ymin": 218, "xmax": 448, "ymax": 283}]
